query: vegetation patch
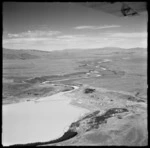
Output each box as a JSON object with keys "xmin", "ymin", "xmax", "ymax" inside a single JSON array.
[
  {"xmin": 84, "ymin": 88, "xmax": 95, "ymax": 94},
  {"xmin": 69, "ymin": 108, "xmax": 128, "ymax": 133}
]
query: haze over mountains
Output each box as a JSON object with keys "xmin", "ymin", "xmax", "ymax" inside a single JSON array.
[{"xmin": 3, "ymin": 47, "xmax": 147, "ymax": 60}]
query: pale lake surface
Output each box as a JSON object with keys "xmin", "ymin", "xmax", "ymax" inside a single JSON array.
[{"xmin": 2, "ymin": 92, "xmax": 89, "ymax": 146}]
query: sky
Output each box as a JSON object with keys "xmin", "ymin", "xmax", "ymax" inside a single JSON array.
[{"xmin": 3, "ymin": 2, "xmax": 147, "ymax": 51}]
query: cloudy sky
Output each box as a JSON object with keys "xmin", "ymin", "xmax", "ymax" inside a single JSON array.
[{"xmin": 3, "ymin": 2, "xmax": 147, "ymax": 51}]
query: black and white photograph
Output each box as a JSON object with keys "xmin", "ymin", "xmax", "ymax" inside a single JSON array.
[{"xmin": 2, "ymin": 2, "xmax": 147, "ymax": 146}]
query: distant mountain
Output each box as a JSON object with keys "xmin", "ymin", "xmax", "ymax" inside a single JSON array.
[
  {"xmin": 127, "ymin": 47, "xmax": 147, "ymax": 50},
  {"xmin": 3, "ymin": 48, "xmax": 49, "ymax": 60},
  {"xmin": 3, "ymin": 47, "xmax": 146, "ymax": 60}
]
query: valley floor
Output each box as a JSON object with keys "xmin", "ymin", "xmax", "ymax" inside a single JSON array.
[{"xmin": 2, "ymin": 47, "xmax": 147, "ymax": 146}]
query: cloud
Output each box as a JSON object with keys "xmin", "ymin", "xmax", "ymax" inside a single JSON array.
[
  {"xmin": 3, "ymin": 31, "xmax": 147, "ymax": 51},
  {"xmin": 3, "ymin": 37, "xmax": 50, "ymax": 44},
  {"xmin": 8, "ymin": 34, "xmax": 20, "ymax": 38},
  {"xmin": 56, "ymin": 35, "xmax": 86, "ymax": 42},
  {"xmin": 74, "ymin": 26, "xmax": 94, "ymax": 29},
  {"xmin": 3, "ymin": 34, "xmax": 87, "ymax": 45},
  {"xmin": 109, "ymin": 32, "xmax": 147, "ymax": 38},
  {"xmin": 57, "ymin": 35, "xmax": 86, "ymax": 39},
  {"xmin": 7, "ymin": 30, "xmax": 61, "ymax": 38},
  {"xmin": 74, "ymin": 25, "xmax": 120, "ymax": 30}
]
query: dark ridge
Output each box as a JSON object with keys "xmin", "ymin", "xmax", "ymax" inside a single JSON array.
[
  {"xmin": 96, "ymin": 108, "xmax": 128, "ymax": 122},
  {"xmin": 9, "ymin": 130, "xmax": 77, "ymax": 147},
  {"xmin": 127, "ymin": 96, "xmax": 137, "ymax": 101},
  {"xmin": 80, "ymin": 110, "xmax": 100, "ymax": 121},
  {"xmin": 84, "ymin": 88, "xmax": 95, "ymax": 94},
  {"xmin": 70, "ymin": 108, "xmax": 128, "ymax": 132},
  {"xmin": 25, "ymin": 77, "xmax": 48, "ymax": 84},
  {"xmin": 62, "ymin": 87, "xmax": 74, "ymax": 92},
  {"xmin": 104, "ymin": 108, "xmax": 128, "ymax": 117},
  {"xmin": 137, "ymin": 99, "xmax": 145, "ymax": 102},
  {"xmin": 25, "ymin": 72, "xmax": 87, "ymax": 84},
  {"xmin": 70, "ymin": 110, "xmax": 100, "ymax": 130},
  {"xmin": 89, "ymin": 108, "xmax": 128, "ymax": 130}
]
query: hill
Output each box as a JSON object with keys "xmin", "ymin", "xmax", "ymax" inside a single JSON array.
[{"xmin": 3, "ymin": 48, "xmax": 45, "ymax": 60}]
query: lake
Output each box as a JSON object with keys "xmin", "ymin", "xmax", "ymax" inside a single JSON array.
[{"xmin": 2, "ymin": 91, "xmax": 89, "ymax": 146}]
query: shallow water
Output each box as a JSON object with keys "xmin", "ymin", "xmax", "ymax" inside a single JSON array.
[{"xmin": 2, "ymin": 92, "xmax": 89, "ymax": 146}]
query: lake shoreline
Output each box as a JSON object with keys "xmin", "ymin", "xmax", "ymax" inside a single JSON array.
[{"xmin": 2, "ymin": 85, "xmax": 89, "ymax": 146}]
